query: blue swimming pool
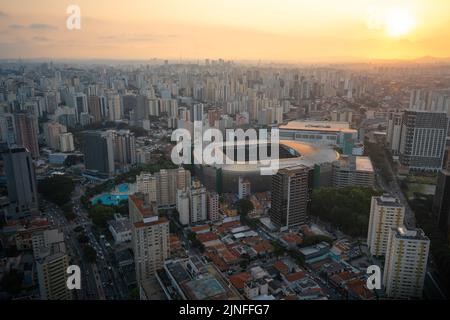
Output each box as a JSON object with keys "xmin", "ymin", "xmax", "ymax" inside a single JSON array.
[
  {"xmin": 91, "ymin": 194, "xmax": 128, "ymax": 206},
  {"xmin": 90, "ymin": 183, "xmax": 130, "ymax": 206},
  {"xmin": 117, "ymin": 183, "xmax": 129, "ymax": 193}
]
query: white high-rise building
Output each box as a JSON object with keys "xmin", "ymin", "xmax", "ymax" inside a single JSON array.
[
  {"xmin": 384, "ymin": 227, "xmax": 430, "ymax": 299},
  {"xmin": 367, "ymin": 195, "xmax": 405, "ymax": 257},
  {"xmin": 59, "ymin": 132, "xmax": 75, "ymax": 152},
  {"xmin": 238, "ymin": 177, "xmax": 251, "ymax": 199},
  {"xmin": 175, "ymin": 180, "xmax": 207, "ymax": 225},
  {"xmin": 176, "ymin": 189, "xmax": 190, "ymax": 226},
  {"xmin": 386, "ymin": 111, "xmax": 403, "ymax": 156},
  {"xmin": 189, "ymin": 180, "xmax": 207, "ymax": 224}
]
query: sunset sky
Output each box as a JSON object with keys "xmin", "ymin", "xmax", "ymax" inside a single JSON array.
[{"xmin": 0, "ymin": 0, "xmax": 450, "ymax": 62}]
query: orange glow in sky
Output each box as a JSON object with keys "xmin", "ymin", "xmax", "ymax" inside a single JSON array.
[{"xmin": 0, "ymin": 0, "xmax": 449, "ymax": 62}]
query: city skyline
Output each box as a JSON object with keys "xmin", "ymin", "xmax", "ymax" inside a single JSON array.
[{"xmin": 1, "ymin": 0, "xmax": 450, "ymax": 62}]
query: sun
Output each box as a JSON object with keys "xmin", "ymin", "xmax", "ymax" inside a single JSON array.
[{"xmin": 385, "ymin": 8, "xmax": 416, "ymax": 37}]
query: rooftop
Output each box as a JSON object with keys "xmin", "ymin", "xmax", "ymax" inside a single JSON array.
[{"xmin": 279, "ymin": 120, "xmax": 357, "ymax": 133}]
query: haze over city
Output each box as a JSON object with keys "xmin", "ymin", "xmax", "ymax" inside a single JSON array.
[{"xmin": 1, "ymin": 0, "xmax": 450, "ymax": 62}]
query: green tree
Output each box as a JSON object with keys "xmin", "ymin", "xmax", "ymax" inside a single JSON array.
[
  {"xmin": 1, "ymin": 269, "xmax": 23, "ymax": 294},
  {"xmin": 88, "ymin": 204, "xmax": 115, "ymax": 228},
  {"xmin": 38, "ymin": 176, "xmax": 75, "ymax": 206},
  {"xmin": 236, "ymin": 198, "xmax": 254, "ymax": 216},
  {"xmin": 84, "ymin": 246, "xmax": 97, "ymax": 263}
]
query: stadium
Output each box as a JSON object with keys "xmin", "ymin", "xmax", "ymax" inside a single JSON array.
[{"xmin": 195, "ymin": 139, "xmax": 340, "ymax": 193}]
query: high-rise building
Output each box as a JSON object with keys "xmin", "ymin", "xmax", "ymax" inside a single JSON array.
[
  {"xmin": 136, "ymin": 173, "xmax": 158, "ymax": 203},
  {"xmin": 82, "ymin": 131, "xmax": 115, "ymax": 176},
  {"xmin": 399, "ymin": 110, "xmax": 448, "ymax": 171},
  {"xmin": 43, "ymin": 122, "xmax": 67, "ymax": 150},
  {"xmin": 2, "ymin": 147, "xmax": 38, "ymax": 216},
  {"xmin": 270, "ymin": 165, "xmax": 313, "ymax": 230},
  {"xmin": 14, "ymin": 112, "xmax": 40, "ymax": 158},
  {"xmin": 136, "ymin": 168, "xmax": 190, "ymax": 208},
  {"xmin": 207, "ymin": 191, "xmax": 220, "ymax": 222},
  {"xmin": 0, "ymin": 113, "xmax": 16, "ymax": 146},
  {"xmin": 386, "ymin": 111, "xmax": 403, "ymax": 156},
  {"xmin": 158, "ymin": 168, "xmax": 191, "ymax": 207},
  {"xmin": 59, "ymin": 133, "xmax": 75, "ymax": 152},
  {"xmin": 88, "ymin": 95, "xmax": 102, "ymax": 123},
  {"xmin": 113, "ymin": 129, "xmax": 136, "ymax": 169},
  {"xmin": 367, "ymin": 195, "xmax": 405, "ymax": 257},
  {"xmin": 432, "ymin": 169, "xmax": 450, "ymax": 234},
  {"xmin": 189, "ymin": 180, "xmax": 207, "ymax": 224},
  {"xmin": 192, "ymin": 103, "xmax": 204, "ymax": 122},
  {"xmin": 383, "ymin": 227, "xmax": 430, "ymax": 299},
  {"xmin": 107, "ymin": 93, "xmax": 122, "ymax": 121},
  {"xmin": 32, "ymin": 229, "xmax": 64, "ymax": 259},
  {"xmin": 130, "ymin": 193, "xmax": 170, "ymax": 286},
  {"xmin": 238, "ymin": 177, "xmax": 251, "ymax": 199},
  {"xmin": 36, "ymin": 240, "xmax": 72, "ymax": 300},
  {"xmin": 176, "ymin": 180, "xmax": 207, "ymax": 225},
  {"xmin": 331, "ymin": 155, "xmax": 374, "ymax": 188}
]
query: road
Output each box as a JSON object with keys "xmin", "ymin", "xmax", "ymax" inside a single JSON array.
[{"xmin": 44, "ymin": 181, "xmax": 130, "ymax": 300}]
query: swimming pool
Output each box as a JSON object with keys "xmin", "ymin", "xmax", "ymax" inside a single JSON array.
[{"xmin": 90, "ymin": 183, "xmax": 130, "ymax": 206}]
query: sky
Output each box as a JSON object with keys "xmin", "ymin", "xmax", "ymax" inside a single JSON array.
[{"xmin": 0, "ymin": 0, "xmax": 450, "ymax": 62}]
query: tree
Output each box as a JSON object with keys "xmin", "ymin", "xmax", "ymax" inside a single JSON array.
[
  {"xmin": 38, "ymin": 176, "xmax": 75, "ymax": 206},
  {"xmin": 77, "ymin": 234, "xmax": 89, "ymax": 244},
  {"xmin": 62, "ymin": 203, "xmax": 76, "ymax": 221},
  {"xmin": 84, "ymin": 246, "xmax": 97, "ymax": 263},
  {"xmin": 88, "ymin": 204, "xmax": 115, "ymax": 228},
  {"xmin": 236, "ymin": 198, "xmax": 254, "ymax": 217},
  {"xmin": 310, "ymin": 186, "xmax": 382, "ymax": 237},
  {"xmin": 1, "ymin": 269, "xmax": 23, "ymax": 294}
]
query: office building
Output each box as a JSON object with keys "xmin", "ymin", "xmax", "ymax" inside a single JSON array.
[
  {"xmin": 399, "ymin": 110, "xmax": 448, "ymax": 171},
  {"xmin": 432, "ymin": 169, "xmax": 450, "ymax": 234},
  {"xmin": 367, "ymin": 195, "xmax": 405, "ymax": 257},
  {"xmin": 14, "ymin": 112, "xmax": 40, "ymax": 158},
  {"xmin": 331, "ymin": 155, "xmax": 374, "ymax": 188},
  {"xmin": 383, "ymin": 227, "xmax": 430, "ymax": 299},
  {"xmin": 270, "ymin": 165, "xmax": 313, "ymax": 230},
  {"xmin": 130, "ymin": 193, "xmax": 170, "ymax": 285},
  {"xmin": 386, "ymin": 111, "xmax": 403, "ymax": 156},
  {"xmin": 88, "ymin": 95, "xmax": 102, "ymax": 123},
  {"xmin": 82, "ymin": 131, "xmax": 115, "ymax": 176},
  {"xmin": 2, "ymin": 147, "xmax": 38, "ymax": 216}
]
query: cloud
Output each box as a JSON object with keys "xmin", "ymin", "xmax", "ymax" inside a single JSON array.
[
  {"xmin": 0, "ymin": 11, "xmax": 8, "ymax": 18},
  {"xmin": 98, "ymin": 33, "xmax": 179, "ymax": 43},
  {"xmin": 28, "ymin": 23, "xmax": 57, "ymax": 30},
  {"xmin": 9, "ymin": 24, "xmax": 24, "ymax": 29}
]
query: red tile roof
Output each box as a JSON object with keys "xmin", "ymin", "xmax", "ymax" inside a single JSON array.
[{"xmin": 228, "ymin": 272, "xmax": 252, "ymax": 290}]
